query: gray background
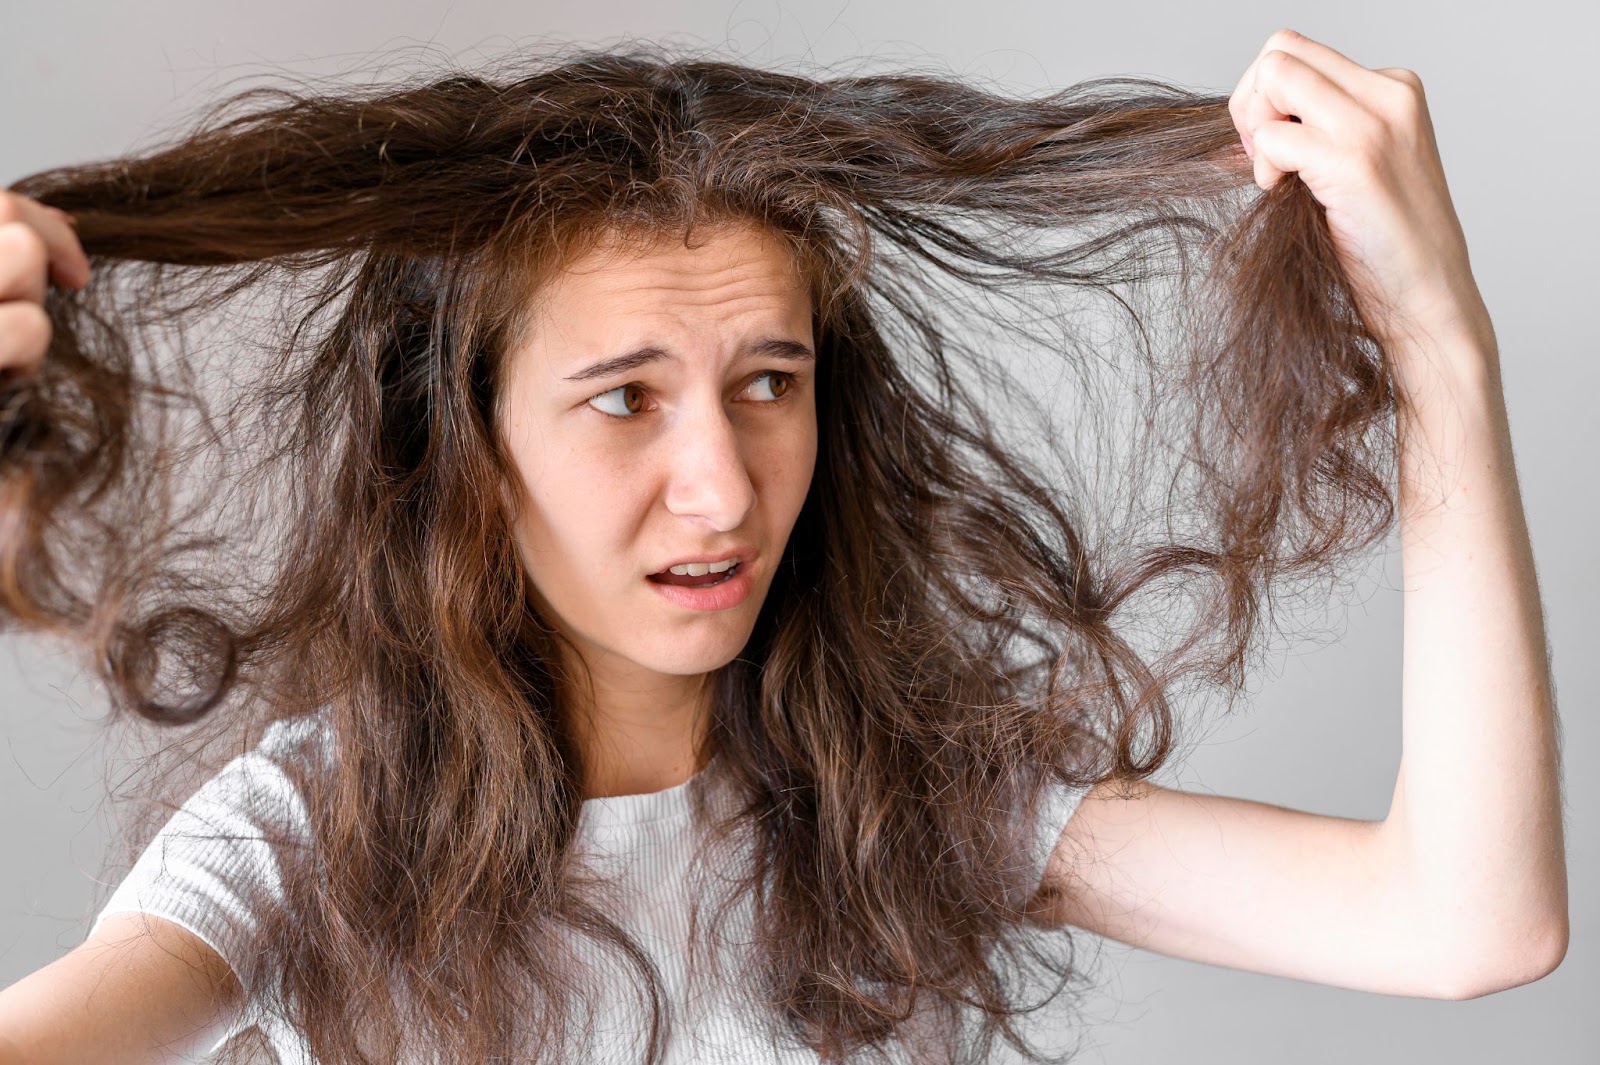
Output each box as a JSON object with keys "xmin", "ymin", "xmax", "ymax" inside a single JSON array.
[{"xmin": 2, "ymin": 1, "xmax": 1593, "ymax": 1062}]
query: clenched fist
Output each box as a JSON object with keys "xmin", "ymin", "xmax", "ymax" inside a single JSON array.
[{"xmin": 0, "ymin": 191, "xmax": 91, "ymax": 375}]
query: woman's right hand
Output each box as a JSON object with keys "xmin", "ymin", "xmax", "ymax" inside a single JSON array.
[{"xmin": 0, "ymin": 190, "xmax": 91, "ymax": 374}]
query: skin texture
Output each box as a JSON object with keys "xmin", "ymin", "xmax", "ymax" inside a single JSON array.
[
  {"xmin": 0, "ymin": 912, "xmax": 242, "ymax": 1064},
  {"xmin": 496, "ymin": 221, "xmax": 818, "ymax": 799}
]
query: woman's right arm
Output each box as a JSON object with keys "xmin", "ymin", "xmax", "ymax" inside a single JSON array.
[
  {"xmin": 0, "ymin": 195, "xmax": 243, "ymax": 1061},
  {"xmin": 0, "ymin": 911, "xmax": 244, "ymax": 1064}
]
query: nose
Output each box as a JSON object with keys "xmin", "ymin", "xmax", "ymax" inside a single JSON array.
[{"xmin": 661, "ymin": 398, "xmax": 758, "ymax": 532}]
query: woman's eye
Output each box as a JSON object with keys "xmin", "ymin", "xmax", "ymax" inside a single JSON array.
[
  {"xmin": 587, "ymin": 382, "xmax": 650, "ymax": 418},
  {"xmin": 585, "ymin": 372, "xmax": 795, "ymax": 420},
  {"xmin": 748, "ymin": 370, "xmax": 794, "ymax": 403}
]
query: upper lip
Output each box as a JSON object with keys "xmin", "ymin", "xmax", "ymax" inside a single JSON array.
[{"xmin": 648, "ymin": 545, "xmax": 758, "ymax": 575}]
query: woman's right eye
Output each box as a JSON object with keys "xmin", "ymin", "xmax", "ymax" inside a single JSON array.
[{"xmin": 586, "ymin": 383, "xmax": 650, "ymax": 419}]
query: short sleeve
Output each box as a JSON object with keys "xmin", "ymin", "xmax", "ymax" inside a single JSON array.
[
  {"xmin": 87, "ymin": 716, "xmax": 323, "ymax": 1042},
  {"xmin": 1023, "ymin": 777, "xmax": 1091, "ymax": 905}
]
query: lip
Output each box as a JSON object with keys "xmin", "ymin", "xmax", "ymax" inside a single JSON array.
[
  {"xmin": 647, "ymin": 546, "xmax": 758, "ymax": 577},
  {"xmin": 644, "ymin": 559, "xmax": 755, "ymax": 612}
]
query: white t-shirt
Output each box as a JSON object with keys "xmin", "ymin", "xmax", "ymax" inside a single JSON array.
[{"xmin": 89, "ymin": 715, "xmax": 1089, "ymax": 1063}]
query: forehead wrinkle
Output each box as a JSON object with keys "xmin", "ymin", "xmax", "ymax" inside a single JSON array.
[
  {"xmin": 552, "ymin": 273, "xmax": 807, "ymax": 355},
  {"xmin": 507, "ymin": 227, "xmax": 812, "ymax": 384},
  {"xmin": 575, "ymin": 258, "xmax": 804, "ymax": 309}
]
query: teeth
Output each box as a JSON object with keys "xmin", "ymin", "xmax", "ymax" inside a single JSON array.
[{"xmin": 668, "ymin": 558, "xmax": 737, "ymax": 577}]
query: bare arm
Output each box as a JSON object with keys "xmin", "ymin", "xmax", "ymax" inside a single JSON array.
[
  {"xmin": 0, "ymin": 912, "xmax": 244, "ymax": 1064},
  {"xmin": 1030, "ymin": 22, "xmax": 1569, "ymax": 996},
  {"xmin": 1379, "ymin": 315, "xmax": 1567, "ymax": 980},
  {"xmin": 1032, "ymin": 317, "xmax": 1567, "ymax": 1001}
]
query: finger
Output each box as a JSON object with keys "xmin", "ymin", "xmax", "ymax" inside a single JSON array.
[
  {"xmin": 1246, "ymin": 49, "xmax": 1364, "ymax": 142},
  {"xmin": 1229, "ymin": 30, "xmax": 1305, "ymax": 154},
  {"xmin": 0, "ymin": 222, "xmax": 49, "ymax": 305},
  {"xmin": 1228, "ymin": 50, "xmax": 1269, "ymax": 154},
  {"xmin": 0, "ymin": 192, "xmax": 91, "ymax": 290},
  {"xmin": 1231, "ymin": 29, "xmax": 1381, "ymax": 158},
  {"xmin": 0, "ymin": 300, "xmax": 52, "ymax": 373},
  {"xmin": 1249, "ymin": 117, "xmax": 1335, "ymax": 191},
  {"xmin": 1254, "ymin": 29, "xmax": 1375, "ymax": 98}
]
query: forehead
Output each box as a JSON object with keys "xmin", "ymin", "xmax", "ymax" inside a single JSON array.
[{"xmin": 525, "ymin": 223, "xmax": 812, "ymax": 337}]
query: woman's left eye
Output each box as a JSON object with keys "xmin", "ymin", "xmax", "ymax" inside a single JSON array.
[
  {"xmin": 747, "ymin": 370, "xmax": 794, "ymax": 402},
  {"xmin": 586, "ymin": 382, "xmax": 650, "ymax": 418},
  {"xmin": 585, "ymin": 371, "xmax": 796, "ymax": 420}
]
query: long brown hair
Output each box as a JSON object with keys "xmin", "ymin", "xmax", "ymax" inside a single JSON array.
[{"xmin": 1, "ymin": 41, "xmax": 1399, "ymax": 1064}]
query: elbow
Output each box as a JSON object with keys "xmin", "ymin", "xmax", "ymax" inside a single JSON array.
[{"xmin": 1440, "ymin": 914, "xmax": 1569, "ymax": 1000}]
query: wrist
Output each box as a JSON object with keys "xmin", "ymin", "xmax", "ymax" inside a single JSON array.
[
  {"xmin": 1372, "ymin": 270, "xmax": 1498, "ymax": 371},
  {"xmin": 1383, "ymin": 311, "xmax": 1502, "ymax": 414}
]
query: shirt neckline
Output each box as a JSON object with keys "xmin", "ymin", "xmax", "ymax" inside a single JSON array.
[{"xmin": 577, "ymin": 756, "xmax": 717, "ymax": 830}]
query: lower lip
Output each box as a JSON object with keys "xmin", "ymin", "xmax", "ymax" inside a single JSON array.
[{"xmin": 645, "ymin": 563, "xmax": 754, "ymax": 612}]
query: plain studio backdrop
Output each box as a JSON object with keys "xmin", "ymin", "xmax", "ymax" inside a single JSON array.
[{"xmin": 1, "ymin": 1, "xmax": 1593, "ymax": 1062}]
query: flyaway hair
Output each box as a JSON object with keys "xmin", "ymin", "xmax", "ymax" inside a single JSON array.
[{"xmin": 0, "ymin": 42, "xmax": 1398, "ymax": 1065}]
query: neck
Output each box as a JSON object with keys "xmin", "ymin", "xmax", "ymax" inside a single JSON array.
[{"xmin": 562, "ymin": 665, "xmax": 714, "ymax": 800}]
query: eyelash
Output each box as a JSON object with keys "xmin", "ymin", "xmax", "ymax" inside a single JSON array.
[{"xmin": 585, "ymin": 370, "xmax": 801, "ymax": 421}]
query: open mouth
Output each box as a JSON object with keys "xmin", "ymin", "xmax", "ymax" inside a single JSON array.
[{"xmin": 647, "ymin": 561, "xmax": 741, "ymax": 589}]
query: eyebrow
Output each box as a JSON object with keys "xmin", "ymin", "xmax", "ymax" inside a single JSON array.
[{"xmin": 562, "ymin": 338, "xmax": 816, "ymax": 382}]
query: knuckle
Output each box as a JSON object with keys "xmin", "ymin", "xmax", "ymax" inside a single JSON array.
[
  {"xmin": 1260, "ymin": 49, "xmax": 1295, "ymax": 78},
  {"xmin": 1375, "ymin": 68, "xmax": 1425, "ymax": 115},
  {"xmin": 1268, "ymin": 28, "xmax": 1301, "ymax": 49},
  {"xmin": 1388, "ymin": 66, "xmax": 1424, "ymax": 90},
  {"xmin": 1393, "ymin": 74, "xmax": 1426, "ymax": 111},
  {"xmin": 0, "ymin": 192, "xmax": 18, "ymax": 226}
]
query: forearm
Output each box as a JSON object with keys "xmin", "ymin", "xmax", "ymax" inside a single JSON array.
[
  {"xmin": 1380, "ymin": 316, "xmax": 1568, "ymax": 988},
  {"xmin": 0, "ymin": 911, "xmax": 244, "ymax": 1065}
]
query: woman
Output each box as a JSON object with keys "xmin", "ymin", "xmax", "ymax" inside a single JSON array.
[{"xmin": 0, "ymin": 28, "xmax": 1567, "ymax": 1064}]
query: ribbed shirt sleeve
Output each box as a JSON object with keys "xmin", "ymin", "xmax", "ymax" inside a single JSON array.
[
  {"xmin": 87, "ymin": 719, "xmax": 315, "ymax": 1018},
  {"xmin": 1025, "ymin": 777, "xmax": 1091, "ymax": 903}
]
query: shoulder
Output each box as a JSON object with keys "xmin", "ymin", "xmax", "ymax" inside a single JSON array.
[
  {"xmin": 250, "ymin": 707, "xmax": 336, "ymax": 772},
  {"xmin": 179, "ymin": 709, "xmax": 334, "ymax": 835},
  {"xmin": 87, "ymin": 708, "xmax": 336, "ymax": 1000}
]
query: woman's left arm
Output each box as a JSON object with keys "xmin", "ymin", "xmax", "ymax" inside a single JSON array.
[
  {"xmin": 1036, "ymin": 326, "xmax": 1561, "ymax": 997},
  {"xmin": 1039, "ymin": 334, "xmax": 1569, "ymax": 998},
  {"xmin": 1246, "ymin": 26, "xmax": 1568, "ymax": 968},
  {"xmin": 1033, "ymin": 29, "xmax": 1568, "ymax": 999},
  {"xmin": 1381, "ymin": 303, "xmax": 1569, "ymax": 978}
]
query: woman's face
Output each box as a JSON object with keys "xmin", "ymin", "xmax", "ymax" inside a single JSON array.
[{"xmin": 497, "ymin": 222, "xmax": 818, "ymax": 691}]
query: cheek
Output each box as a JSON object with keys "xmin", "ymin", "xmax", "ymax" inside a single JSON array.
[
  {"xmin": 518, "ymin": 462, "xmax": 632, "ymax": 558},
  {"xmin": 770, "ymin": 405, "xmax": 819, "ymax": 502},
  {"xmin": 513, "ymin": 455, "xmax": 664, "ymax": 599}
]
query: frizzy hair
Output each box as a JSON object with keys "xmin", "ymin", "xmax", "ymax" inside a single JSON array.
[{"xmin": 0, "ymin": 41, "xmax": 1398, "ymax": 1065}]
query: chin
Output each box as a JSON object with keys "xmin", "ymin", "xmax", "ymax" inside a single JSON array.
[{"xmin": 646, "ymin": 643, "xmax": 745, "ymax": 676}]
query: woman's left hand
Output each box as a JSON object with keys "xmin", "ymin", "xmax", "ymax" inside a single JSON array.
[{"xmin": 1229, "ymin": 29, "xmax": 1494, "ymax": 358}]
